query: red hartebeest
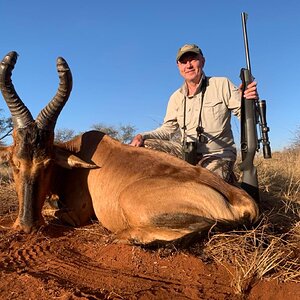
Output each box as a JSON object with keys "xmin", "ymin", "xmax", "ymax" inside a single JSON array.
[{"xmin": 0, "ymin": 52, "xmax": 258, "ymax": 244}]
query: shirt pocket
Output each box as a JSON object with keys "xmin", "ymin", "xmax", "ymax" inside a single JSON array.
[
  {"xmin": 177, "ymin": 106, "xmax": 193, "ymax": 128},
  {"xmin": 202, "ymin": 99, "xmax": 227, "ymax": 132},
  {"xmin": 180, "ymin": 107, "xmax": 199, "ymax": 132}
]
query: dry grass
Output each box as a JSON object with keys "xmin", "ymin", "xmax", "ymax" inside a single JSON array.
[
  {"xmin": 0, "ymin": 162, "xmax": 12, "ymax": 186},
  {"xmin": 0, "ymin": 148, "xmax": 299, "ymax": 296},
  {"xmin": 257, "ymin": 149, "xmax": 300, "ymax": 200},
  {"xmin": 204, "ymin": 149, "xmax": 300, "ymax": 295},
  {"xmin": 204, "ymin": 221, "xmax": 300, "ymax": 294}
]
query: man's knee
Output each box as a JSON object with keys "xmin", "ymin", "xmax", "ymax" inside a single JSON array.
[{"xmin": 198, "ymin": 157, "xmax": 236, "ymax": 183}]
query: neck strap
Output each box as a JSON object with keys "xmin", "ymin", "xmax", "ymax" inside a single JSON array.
[{"xmin": 182, "ymin": 77, "xmax": 207, "ymax": 141}]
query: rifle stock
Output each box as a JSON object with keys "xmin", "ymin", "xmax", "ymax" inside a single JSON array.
[{"xmin": 239, "ymin": 67, "xmax": 259, "ymax": 202}]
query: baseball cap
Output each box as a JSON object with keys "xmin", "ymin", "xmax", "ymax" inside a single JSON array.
[{"xmin": 176, "ymin": 44, "xmax": 203, "ymax": 62}]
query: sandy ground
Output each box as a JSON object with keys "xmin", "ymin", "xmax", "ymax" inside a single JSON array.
[{"xmin": 0, "ymin": 185, "xmax": 299, "ymax": 300}]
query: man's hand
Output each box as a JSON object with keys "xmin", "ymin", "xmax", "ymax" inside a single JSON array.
[
  {"xmin": 130, "ymin": 134, "xmax": 144, "ymax": 147},
  {"xmin": 239, "ymin": 81, "xmax": 259, "ymax": 100}
]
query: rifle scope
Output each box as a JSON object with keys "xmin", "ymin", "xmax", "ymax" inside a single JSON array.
[{"xmin": 258, "ymin": 100, "xmax": 272, "ymax": 159}]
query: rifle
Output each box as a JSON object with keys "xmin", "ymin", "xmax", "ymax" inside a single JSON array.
[{"xmin": 239, "ymin": 12, "xmax": 272, "ymax": 203}]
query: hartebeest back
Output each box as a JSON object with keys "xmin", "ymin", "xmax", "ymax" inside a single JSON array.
[{"xmin": 0, "ymin": 52, "xmax": 259, "ymax": 244}]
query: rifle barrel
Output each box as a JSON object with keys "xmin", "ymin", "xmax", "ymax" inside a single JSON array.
[{"xmin": 241, "ymin": 12, "xmax": 251, "ymax": 73}]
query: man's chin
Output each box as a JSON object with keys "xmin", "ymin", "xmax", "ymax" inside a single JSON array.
[{"xmin": 185, "ymin": 75, "xmax": 199, "ymax": 82}]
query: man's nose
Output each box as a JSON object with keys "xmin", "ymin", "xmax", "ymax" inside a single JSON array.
[{"xmin": 186, "ymin": 60, "xmax": 193, "ymax": 67}]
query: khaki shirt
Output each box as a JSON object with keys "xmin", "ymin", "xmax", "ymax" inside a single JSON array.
[{"xmin": 142, "ymin": 76, "xmax": 241, "ymax": 160}]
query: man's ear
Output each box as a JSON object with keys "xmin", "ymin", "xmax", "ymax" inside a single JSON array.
[{"xmin": 201, "ymin": 56, "xmax": 205, "ymax": 68}]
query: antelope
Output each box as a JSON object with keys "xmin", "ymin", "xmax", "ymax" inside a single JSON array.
[{"xmin": 0, "ymin": 51, "xmax": 258, "ymax": 244}]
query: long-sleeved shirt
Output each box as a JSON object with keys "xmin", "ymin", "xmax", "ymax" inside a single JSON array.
[{"xmin": 141, "ymin": 75, "xmax": 241, "ymax": 160}]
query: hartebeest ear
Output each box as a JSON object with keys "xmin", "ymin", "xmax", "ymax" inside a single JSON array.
[
  {"xmin": 0, "ymin": 146, "xmax": 12, "ymax": 164},
  {"xmin": 54, "ymin": 146, "xmax": 99, "ymax": 169}
]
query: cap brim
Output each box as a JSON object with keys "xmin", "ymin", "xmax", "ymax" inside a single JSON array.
[{"xmin": 176, "ymin": 50, "xmax": 200, "ymax": 62}]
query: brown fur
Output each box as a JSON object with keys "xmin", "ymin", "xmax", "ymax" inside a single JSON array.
[
  {"xmin": 0, "ymin": 129, "xmax": 259, "ymax": 243},
  {"xmin": 1, "ymin": 124, "xmax": 55, "ymax": 232},
  {"xmin": 46, "ymin": 130, "xmax": 259, "ymax": 244},
  {"xmin": 0, "ymin": 52, "xmax": 258, "ymax": 244}
]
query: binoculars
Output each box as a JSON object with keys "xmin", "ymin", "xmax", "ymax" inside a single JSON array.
[{"xmin": 182, "ymin": 142, "xmax": 198, "ymax": 165}]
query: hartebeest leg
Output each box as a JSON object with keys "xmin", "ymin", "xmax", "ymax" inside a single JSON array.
[{"xmin": 114, "ymin": 225, "xmax": 212, "ymax": 245}]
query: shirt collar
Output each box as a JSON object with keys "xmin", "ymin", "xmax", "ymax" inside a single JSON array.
[{"xmin": 179, "ymin": 72, "xmax": 206, "ymax": 97}]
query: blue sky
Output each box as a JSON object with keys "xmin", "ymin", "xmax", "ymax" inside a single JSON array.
[{"xmin": 1, "ymin": 1, "xmax": 299, "ymax": 151}]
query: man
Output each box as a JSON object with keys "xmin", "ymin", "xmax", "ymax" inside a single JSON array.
[{"xmin": 130, "ymin": 44, "xmax": 258, "ymax": 183}]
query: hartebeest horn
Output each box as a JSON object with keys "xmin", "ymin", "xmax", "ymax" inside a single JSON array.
[
  {"xmin": 0, "ymin": 51, "xmax": 34, "ymax": 129},
  {"xmin": 36, "ymin": 57, "xmax": 72, "ymax": 131}
]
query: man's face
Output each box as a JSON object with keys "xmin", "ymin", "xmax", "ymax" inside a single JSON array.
[{"xmin": 177, "ymin": 53, "xmax": 205, "ymax": 83}]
